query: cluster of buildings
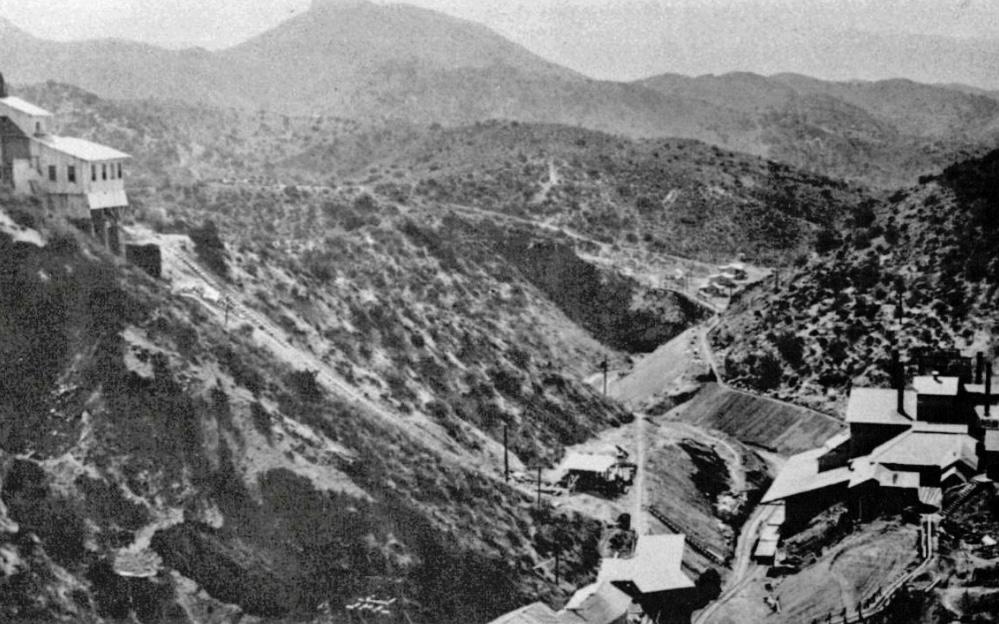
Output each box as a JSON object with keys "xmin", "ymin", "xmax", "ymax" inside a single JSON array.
[
  {"xmin": 698, "ymin": 262, "xmax": 748, "ymax": 298},
  {"xmin": 0, "ymin": 72, "xmax": 131, "ymax": 250},
  {"xmin": 489, "ymin": 535, "xmax": 698, "ymax": 624},
  {"xmin": 754, "ymin": 350, "xmax": 997, "ymax": 564}
]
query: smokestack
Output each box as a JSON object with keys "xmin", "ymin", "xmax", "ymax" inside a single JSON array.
[
  {"xmin": 890, "ymin": 350, "xmax": 900, "ymax": 388},
  {"xmin": 976, "ymin": 352, "xmax": 984, "ymax": 385},
  {"xmin": 987, "ymin": 363, "xmax": 993, "ymax": 417},
  {"xmin": 897, "ymin": 357, "xmax": 905, "ymax": 415},
  {"xmin": 0, "ymin": 73, "xmax": 6, "ymax": 99}
]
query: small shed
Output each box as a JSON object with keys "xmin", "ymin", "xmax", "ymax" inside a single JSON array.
[{"xmin": 560, "ymin": 453, "xmax": 626, "ymax": 493}]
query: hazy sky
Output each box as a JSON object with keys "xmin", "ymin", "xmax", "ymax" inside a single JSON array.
[{"xmin": 1, "ymin": 0, "xmax": 997, "ymax": 80}]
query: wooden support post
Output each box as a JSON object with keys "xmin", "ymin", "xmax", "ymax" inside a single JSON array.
[
  {"xmin": 537, "ymin": 466, "xmax": 542, "ymax": 507},
  {"xmin": 554, "ymin": 546, "xmax": 560, "ymax": 586},
  {"xmin": 503, "ymin": 423, "xmax": 510, "ymax": 483}
]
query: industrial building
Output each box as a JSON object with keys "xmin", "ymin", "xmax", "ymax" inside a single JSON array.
[
  {"xmin": 758, "ymin": 353, "xmax": 997, "ymax": 560},
  {"xmin": 0, "ymin": 72, "xmax": 130, "ymax": 250}
]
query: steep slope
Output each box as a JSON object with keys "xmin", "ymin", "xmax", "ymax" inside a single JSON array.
[
  {"xmin": 713, "ymin": 149, "xmax": 999, "ymax": 410},
  {"xmin": 0, "ymin": 154, "xmax": 726, "ymax": 622}
]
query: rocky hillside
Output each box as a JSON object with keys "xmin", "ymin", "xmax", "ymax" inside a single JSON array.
[
  {"xmin": 713, "ymin": 149, "xmax": 999, "ymax": 410},
  {"xmin": 0, "ymin": 157, "xmax": 724, "ymax": 623}
]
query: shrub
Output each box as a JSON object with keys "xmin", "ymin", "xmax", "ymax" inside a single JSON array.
[{"xmin": 189, "ymin": 220, "xmax": 229, "ymax": 278}]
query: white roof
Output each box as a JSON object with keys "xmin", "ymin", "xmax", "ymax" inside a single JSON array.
[
  {"xmin": 869, "ymin": 429, "xmax": 978, "ymax": 471},
  {"xmin": 600, "ymin": 535, "xmax": 694, "ymax": 595},
  {"xmin": 845, "ymin": 388, "xmax": 915, "ymax": 425},
  {"xmin": 487, "ymin": 603, "xmax": 561, "ymax": 624},
  {"xmin": 985, "ymin": 429, "xmax": 999, "ymax": 452},
  {"xmin": 762, "ymin": 448, "xmax": 852, "ymax": 503},
  {"xmin": 0, "ymin": 96, "xmax": 53, "ymax": 117},
  {"xmin": 562, "ymin": 453, "xmax": 617, "ymax": 474},
  {"xmin": 37, "ymin": 135, "xmax": 130, "ymax": 162},
  {"xmin": 87, "ymin": 189, "xmax": 129, "ymax": 210},
  {"xmin": 560, "ymin": 581, "xmax": 632, "ymax": 624},
  {"xmin": 913, "ymin": 375, "xmax": 961, "ymax": 396}
]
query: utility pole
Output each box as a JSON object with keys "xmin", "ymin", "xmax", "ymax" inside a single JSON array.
[
  {"xmin": 554, "ymin": 545, "xmax": 560, "ymax": 586},
  {"xmin": 223, "ymin": 296, "xmax": 233, "ymax": 328},
  {"xmin": 537, "ymin": 466, "xmax": 542, "ymax": 507},
  {"xmin": 600, "ymin": 358, "xmax": 609, "ymax": 396},
  {"xmin": 503, "ymin": 423, "xmax": 510, "ymax": 483}
]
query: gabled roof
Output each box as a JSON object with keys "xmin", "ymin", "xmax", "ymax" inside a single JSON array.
[
  {"xmin": 761, "ymin": 448, "xmax": 852, "ymax": 503},
  {"xmin": 488, "ymin": 602, "xmax": 561, "ymax": 624},
  {"xmin": 562, "ymin": 453, "xmax": 617, "ymax": 474},
  {"xmin": 599, "ymin": 535, "xmax": 694, "ymax": 595},
  {"xmin": 913, "ymin": 375, "xmax": 961, "ymax": 397},
  {"xmin": 0, "ymin": 95, "xmax": 52, "ymax": 117},
  {"xmin": 560, "ymin": 582, "xmax": 631, "ymax": 624},
  {"xmin": 36, "ymin": 135, "xmax": 130, "ymax": 162},
  {"xmin": 845, "ymin": 388, "xmax": 915, "ymax": 425}
]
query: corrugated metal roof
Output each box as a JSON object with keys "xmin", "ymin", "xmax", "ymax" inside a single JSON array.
[
  {"xmin": 845, "ymin": 388, "xmax": 915, "ymax": 425},
  {"xmin": 487, "ymin": 602, "xmax": 562, "ymax": 624},
  {"xmin": 761, "ymin": 449, "xmax": 852, "ymax": 503},
  {"xmin": 913, "ymin": 375, "xmax": 960, "ymax": 396},
  {"xmin": 87, "ymin": 190, "xmax": 129, "ymax": 210},
  {"xmin": 0, "ymin": 96, "xmax": 52, "ymax": 117},
  {"xmin": 562, "ymin": 453, "xmax": 617, "ymax": 474},
  {"xmin": 38, "ymin": 135, "xmax": 130, "ymax": 162}
]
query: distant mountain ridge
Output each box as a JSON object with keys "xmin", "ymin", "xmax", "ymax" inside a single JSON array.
[{"xmin": 2, "ymin": 1, "xmax": 999, "ymax": 185}]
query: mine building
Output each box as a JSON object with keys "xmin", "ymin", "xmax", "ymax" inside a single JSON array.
[
  {"xmin": 0, "ymin": 72, "xmax": 130, "ymax": 250},
  {"xmin": 762, "ymin": 351, "xmax": 995, "ymax": 536},
  {"xmin": 559, "ymin": 452, "xmax": 636, "ymax": 495},
  {"xmin": 718, "ymin": 262, "xmax": 747, "ymax": 280}
]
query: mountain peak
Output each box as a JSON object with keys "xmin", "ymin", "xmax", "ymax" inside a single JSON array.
[{"xmin": 310, "ymin": 0, "xmax": 371, "ymax": 11}]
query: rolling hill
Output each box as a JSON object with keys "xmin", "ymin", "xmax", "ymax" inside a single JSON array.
[{"xmin": 2, "ymin": 1, "xmax": 999, "ymax": 186}]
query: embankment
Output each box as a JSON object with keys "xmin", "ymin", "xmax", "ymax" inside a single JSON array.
[{"xmin": 671, "ymin": 383, "xmax": 845, "ymax": 455}]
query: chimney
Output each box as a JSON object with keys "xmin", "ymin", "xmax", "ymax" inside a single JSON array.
[
  {"xmin": 897, "ymin": 358, "xmax": 906, "ymax": 415},
  {"xmin": 987, "ymin": 363, "xmax": 993, "ymax": 417},
  {"xmin": 0, "ymin": 72, "xmax": 6, "ymax": 99},
  {"xmin": 976, "ymin": 352, "xmax": 984, "ymax": 384}
]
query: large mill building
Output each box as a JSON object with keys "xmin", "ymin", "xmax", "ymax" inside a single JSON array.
[{"xmin": 0, "ymin": 72, "xmax": 130, "ymax": 249}]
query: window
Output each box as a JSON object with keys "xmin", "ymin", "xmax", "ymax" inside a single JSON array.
[
  {"xmin": 117, "ymin": 163, "xmax": 122, "ymax": 179},
  {"xmin": 92, "ymin": 165, "xmax": 97, "ymax": 181},
  {"xmin": 102, "ymin": 164, "xmax": 107, "ymax": 180},
  {"xmin": 48, "ymin": 165, "xmax": 57, "ymax": 182},
  {"xmin": 67, "ymin": 165, "xmax": 76, "ymax": 183}
]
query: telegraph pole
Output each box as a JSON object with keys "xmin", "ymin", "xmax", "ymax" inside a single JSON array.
[
  {"xmin": 536, "ymin": 466, "xmax": 542, "ymax": 507},
  {"xmin": 503, "ymin": 423, "xmax": 510, "ymax": 483},
  {"xmin": 600, "ymin": 358, "xmax": 609, "ymax": 396}
]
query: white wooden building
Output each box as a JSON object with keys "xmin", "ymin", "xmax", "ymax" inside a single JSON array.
[{"xmin": 0, "ymin": 72, "xmax": 130, "ymax": 247}]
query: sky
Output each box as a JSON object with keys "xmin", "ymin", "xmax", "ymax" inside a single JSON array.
[{"xmin": 0, "ymin": 0, "xmax": 997, "ymax": 81}]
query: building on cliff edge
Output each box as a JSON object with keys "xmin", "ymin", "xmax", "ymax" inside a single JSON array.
[{"xmin": 0, "ymin": 72, "xmax": 130, "ymax": 251}]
